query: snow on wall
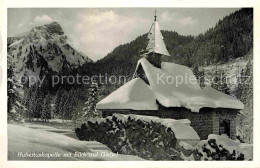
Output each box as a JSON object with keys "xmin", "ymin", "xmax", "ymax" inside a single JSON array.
[{"xmin": 114, "ymin": 113, "xmax": 191, "ymax": 126}]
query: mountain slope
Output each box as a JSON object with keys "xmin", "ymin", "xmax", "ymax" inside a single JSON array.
[
  {"xmin": 93, "ymin": 8, "xmax": 252, "ymax": 74},
  {"xmin": 95, "ymin": 31, "xmax": 193, "ymax": 77},
  {"xmin": 7, "ymin": 21, "xmax": 92, "ymax": 79},
  {"xmin": 183, "ymin": 8, "xmax": 253, "ymax": 66}
]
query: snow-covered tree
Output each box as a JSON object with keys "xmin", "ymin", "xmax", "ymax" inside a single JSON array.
[
  {"xmin": 61, "ymin": 89, "xmax": 77, "ymax": 120},
  {"xmin": 219, "ymin": 76, "xmax": 230, "ymax": 94},
  {"xmin": 83, "ymin": 80, "xmax": 100, "ymax": 118},
  {"xmin": 53, "ymin": 88, "xmax": 80, "ymax": 121},
  {"xmin": 193, "ymin": 66, "xmax": 205, "ymax": 88},
  {"xmin": 55, "ymin": 90, "xmax": 69, "ymax": 120},
  {"xmin": 7, "ymin": 55, "xmax": 27, "ymax": 122},
  {"xmin": 54, "ymin": 88, "xmax": 63, "ymax": 117},
  {"xmin": 23, "ymin": 85, "xmax": 38, "ymax": 121},
  {"xmin": 236, "ymin": 61, "xmax": 253, "ymax": 143},
  {"xmin": 211, "ymin": 69, "xmax": 230, "ymax": 94},
  {"xmin": 70, "ymin": 88, "xmax": 86, "ymax": 124},
  {"xmin": 41, "ymin": 94, "xmax": 52, "ymax": 121},
  {"xmin": 34, "ymin": 89, "xmax": 45, "ymax": 119}
]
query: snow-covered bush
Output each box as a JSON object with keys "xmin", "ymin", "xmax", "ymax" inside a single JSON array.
[
  {"xmin": 76, "ymin": 113, "xmax": 200, "ymax": 160},
  {"xmin": 76, "ymin": 114, "xmax": 253, "ymax": 161},
  {"xmin": 190, "ymin": 134, "xmax": 253, "ymax": 160}
]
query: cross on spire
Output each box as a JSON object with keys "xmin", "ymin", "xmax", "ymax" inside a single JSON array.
[{"xmin": 154, "ymin": 9, "xmax": 157, "ymax": 21}]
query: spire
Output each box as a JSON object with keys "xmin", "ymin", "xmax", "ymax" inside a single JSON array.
[
  {"xmin": 154, "ymin": 8, "xmax": 157, "ymax": 21},
  {"xmin": 144, "ymin": 10, "xmax": 170, "ymax": 57}
]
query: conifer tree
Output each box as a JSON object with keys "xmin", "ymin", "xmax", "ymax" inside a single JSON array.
[
  {"xmin": 41, "ymin": 94, "xmax": 52, "ymax": 122},
  {"xmin": 58, "ymin": 91, "xmax": 68, "ymax": 121},
  {"xmin": 34, "ymin": 88, "xmax": 45, "ymax": 119},
  {"xmin": 211, "ymin": 69, "xmax": 221, "ymax": 90},
  {"xmin": 219, "ymin": 76, "xmax": 230, "ymax": 95},
  {"xmin": 23, "ymin": 85, "xmax": 36, "ymax": 121},
  {"xmin": 236, "ymin": 61, "xmax": 253, "ymax": 143},
  {"xmin": 61, "ymin": 90, "xmax": 75, "ymax": 120},
  {"xmin": 199, "ymin": 69, "xmax": 206, "ymax": 88},
  {"xmin": 83, "ymin": 80, "xmax": 100, "ymax": 118},
  {"xmin": 193, "ymin": 66, "xmax": 206, "ymax": 88},
  {"xmin": 23, "ymin": 84, "xmax": 48, "ymax": 121},
  {"xmin": 71, "ymin": 87, "xmax": 89, "ymax": 125},
  {"xmin": 66, "ymin": 89, "xmax": 78, "ymax": 118},
  {"xmin": 54, "ymin": 90, "xmax": 74, "ymax": 121},
  {"xmin": 54, "ymin": 88, "xmax": 63, "ymax": 117},
  {"xmin": 211, "ymin": 69, "xmax": 230, "ymax": 94},
  {"xmin": 7, "ymin": 55, "xmax": 26, "ymax": 122}
]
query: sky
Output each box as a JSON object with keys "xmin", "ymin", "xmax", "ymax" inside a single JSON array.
[{"xmin": 8, "ymin": 8, "xmax": 240, "ymax": 61}]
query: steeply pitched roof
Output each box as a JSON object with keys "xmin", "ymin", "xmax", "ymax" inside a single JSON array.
[
  {"xmin": 96, "ymin": 78, "xmax": 158, "ymax": 110},
  {"xmin": 97, "ymin": 58, "xmax": 244, "ymax": 112},
  {"xmin": 145, "ymin": 21, "xmax": 170, "ymax": 56},
  {"xmin": 133, "ymin": 58, "xmax": 244, "ymax": 112}
]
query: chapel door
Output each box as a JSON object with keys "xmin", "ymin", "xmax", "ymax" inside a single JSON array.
[{"xmin": 219, "ymin": 119, "xmax": 230, "ymax": 137}]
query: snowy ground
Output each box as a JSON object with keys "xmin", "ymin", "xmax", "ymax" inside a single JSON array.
[{"xmin": 8, "ymin": 124, "xmax": 143, "ymax": 161}]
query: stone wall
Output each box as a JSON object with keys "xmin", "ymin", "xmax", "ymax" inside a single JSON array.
[
  {"xmin": 102, "ymin": 107, "xmax": 238, "ymax": 140},
  {"xmin": 159, "ymin": 107, "xmax": 214, "ymax": 140},
  {"xmin": 212, "ymin": 110, "xmax": 237, "ymax": 140},
  {"xmin": 102, "ymin": 109, "xmax": 159, "ymax": 118}
]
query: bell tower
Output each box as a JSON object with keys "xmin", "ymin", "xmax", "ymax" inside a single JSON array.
[{"xmin": 141, "ymin": 9, "xmax": 171, "ymax": 68}]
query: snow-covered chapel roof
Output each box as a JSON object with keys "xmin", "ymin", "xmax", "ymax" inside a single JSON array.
[
  {"xmin": 144, "ymin": 21, "xmax": 170, "ymax": 56},
  {"xmin": 97, "ymin": 58, "xmax": 244, "ymax": 112},
  {"xmin": 96, "ymin": 78, "xmax": 158, "ymax": 110}
]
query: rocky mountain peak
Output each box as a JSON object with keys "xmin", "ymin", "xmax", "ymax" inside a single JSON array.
[
  {"xmin": 8, "ymin": 21, "xmax": 92, "ymax": 78},
  {"xmin": 43, "ymin": 21, "xmax": 64, "ymax": 35},
  {"xmin": 28, "ymin": 21, "xmax": 64, "ymax": 39}
]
